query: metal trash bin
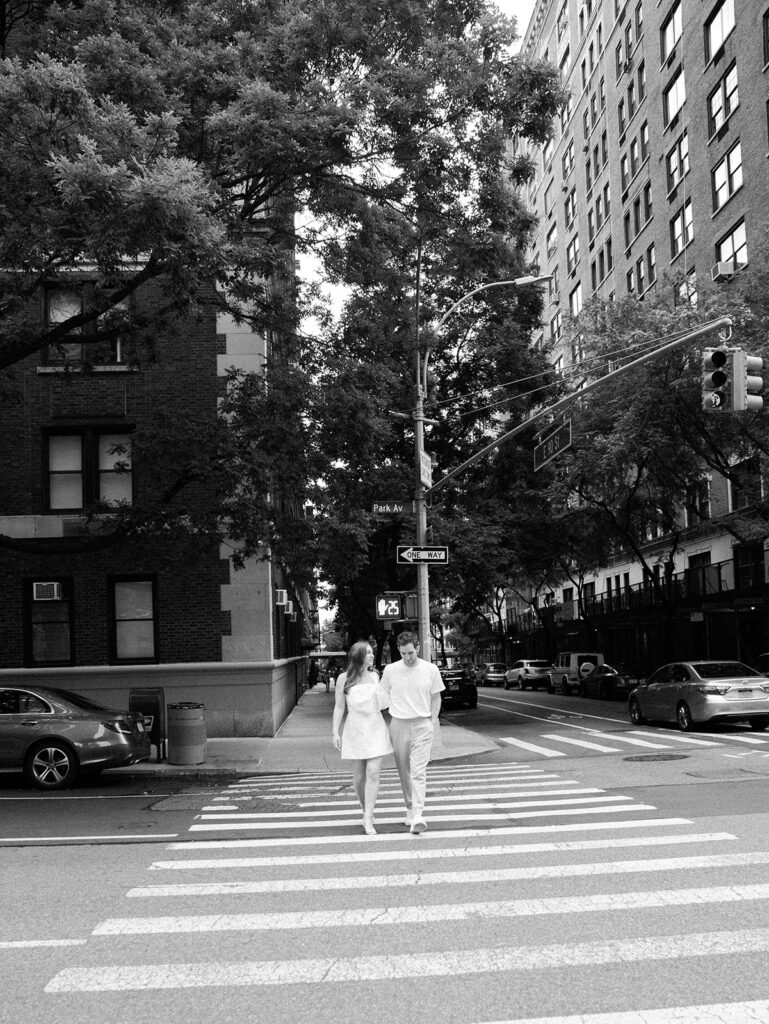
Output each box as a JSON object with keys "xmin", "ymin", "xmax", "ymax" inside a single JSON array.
[{"xmin": 166, "ymin": 702, "xmax": 206, "ymax": 765}]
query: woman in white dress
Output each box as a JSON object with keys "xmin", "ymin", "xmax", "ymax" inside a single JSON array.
[{"xmin": 332, "ymin": 640, "xmax": 393, "ymax": 835}]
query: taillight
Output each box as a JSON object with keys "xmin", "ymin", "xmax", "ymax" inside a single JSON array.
[
  {"xmin": 103, "ymin": 719, "xmax": 133, "ymax": 734},
  {"xmin": 695, "ymin": 685, "xmax": 730, "ymax": 696}
]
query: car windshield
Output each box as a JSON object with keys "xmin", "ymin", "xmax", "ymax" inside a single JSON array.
[
  {"xmin": 47, "ymin": 688, "xmax": 111, "ymax": 711},
  {"xmin": 690, "ymin": 662, "xmax": 761, "ymax": 679},
  {"xmin": 487, "ymin": 664, "xmax": 506, "ymax": 672}
]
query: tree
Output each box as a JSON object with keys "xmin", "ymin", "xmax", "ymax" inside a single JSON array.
[{"xmin": 0, "ymin": 0, "xmax": 565, "ymax": 584}]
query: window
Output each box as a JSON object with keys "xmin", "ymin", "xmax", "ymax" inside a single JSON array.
[
  {"xmin": 543, "ymin": 136, "xmax": 554, "ymax": 167},
  {"xmin": 544, "ymin": 180, "xmax": 554, "ymax": 216},
  {"xmin": 626, "ymin": 267, "xmax": 635, "ymax": 294},
  {"xmin": 560, "ymin": 45, "xmax": 572, "ymax": 75},
  {"xmin": 663, "ymin": 68, "xmax": 686, "ymax": 126},
  {"xmin": 47, "ymin": 431, "xmax": 132, "ymax": 511},
  {"xmin": 708, "ymin": 63, "xmax": 738, "ymax": 137},
  {"xmin": 560, "ymin": 93, "xmax": 574, "ymax": 133},
  {"xmin": 586, "ymin": 156, "xmax": 592, "ymax": 192},
  {"xmin": 45, "ymin": 287, "xmax": 129, "ymax": 366},
  {"xmin": 569, "ymin": 282, "xmax": 583, "ymax": 317},
  {"xmin": 643, "ymin": 181, "xmax": 653, "ymax": 222},
  {"xmin": 601, "ymin": 129, "xmax": 608, "ymax": 165},
  {"xmin": 712, "ymin": 141, "xmax": 743, "ymax": 211},
  {"xmin": 557, "ymin": 0, "xmax": 568, "ymax": 39},
  {"xmin": 647, "ymin": 242, "xmax": 656, "ymax": 284},
  {"xmin": 589, "ymin": 209, "xmax": 596, "ymax": 242},
  {"xmin": 637, "ymin": 60, "xmax": 646, "ymax": 102},
  {"xmin": 630, "ymin": 137, "xmax": 639, "ymax": 176},
  {"xmin": 618, "ymin": 97, "xmax": 626, "ymax": 135},
  {"xmin": 111, "ymin": 578, "xmax": 157, "ymax": 662},
  {"xmin": 624, "ymin": 210, "xmax": 632, "ymax": 248},
  {"xmin": 616, "ymin": 40, "xmax": 624, "ymax": 80},
  {"xmin": 549, "ymin": 265, "xmax": 560, "ymax": 301},
  {"xmin": 666, "ymin": 132, "xmax": 689, "ymax": 192},
  {"xmin": 596, "ymin": 194, "xmax": 604, "ymax": 229},
  {"xmin": 731, "ymin": 456, "xmax": 762, "ymax": 511},
  {"xmin": 590, "ymin": 92, "xmax": 598, "ymax": 126},
  {"xmin": 705, "ymin": 0, "xmax": 735, "ymax": 62},
  {"xmin": 621, "ymin": 154, "xmax": 630, "ymax": 191},
  {"xmin": 627, "ymin": 80, "xmax": 636, "ymax": 119},
  {"xmin": 546, "ymin": 222, "xmax": 558, "ymax": 258},
  {"xmin": 571, "ymin": 332, "xmax": 586, "ymax": 363},
  {"xmin": 564, "ymin": 188, "xmax": 577, "ymax": 227},
  {"xmin": 686, "ymin": 480, "xmax": 711, "ymax": 527},
  {"xmin": 670, "ymin": 198, "xmax": 693, "ymax": 258},
  {"xmin": 25, "ymin": 579, "xmax": 73, "ymax": 666},
  {"xmin": 567, "ymin": 234, "xmax": 581, "ymax": 273},
  {"xmin": 678, "ymin": 269, "xmax": 698, "ymax": 308},
  {"xmin": 640, "ymin": 121, "xmax": 649, "ymax": 161},
  {"xmin": 551, "ymin": 310, "xmax": 563, "ymax": 342},
  {"xmin": 600, "ymin": 77, "xmax": 606, "ymax": 111},
  {"xmin": 583, "ymin": 109, "xmax": 590, "ymax": 139},
  {"xmin": 764, "ymin": 10, "xmax": 769, "ymax": 66},
  {"xmin": 636, "ymin": 254, "xmax": 646, "ymax": 293},
  {"xmin": 661, "ymin": 2, "xmax": 682, "ymax": 62},
  {"xmin": 635, "ymin": 0, "xmax": 643, "ymax": 36},
  {"xmin": 562, "ymin": 139, "xmax": 575, "ymax": 177},
  {"xmin": 581, "ymin": 59, "xmax": 587, "ymax": 89},
  {"xmin": 716, "ymin": 219, "xmax": 747, "ymax": 269}
]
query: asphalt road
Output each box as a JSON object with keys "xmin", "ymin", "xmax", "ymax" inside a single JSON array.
[{"xmin": 4, "ymin": 688, "xmax": 769, "ymax": 1023}]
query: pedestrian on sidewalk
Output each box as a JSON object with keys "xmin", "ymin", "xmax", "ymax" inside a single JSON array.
[
  {"xmin": 380, "ymin": 630, "xmax": 445, "ymax": 835},
  {"xmin": 332, "ymin": 640, "xmax": 393, "ymax": 835}
]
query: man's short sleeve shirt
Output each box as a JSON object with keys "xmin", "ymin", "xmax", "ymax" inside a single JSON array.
[{"xmin": 381, "ymin": 658, "xmax": 445, "ymax": 718}]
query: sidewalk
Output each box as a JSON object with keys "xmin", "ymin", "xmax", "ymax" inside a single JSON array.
[{"xmin": 120, "ymin": 685, "xmax": 498, "ymax": 777}]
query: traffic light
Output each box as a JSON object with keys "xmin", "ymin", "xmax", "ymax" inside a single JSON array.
[
  {"xmin": 376, "ymin": 594, "xmax": 402, "ymax": 620},
  {"xmin": 702, "ymin": 348, "xmax": 731, "ymax": 412},
  {"xmin": 731, "ymin": 349, "xmax": 764, "ymax": 412}
]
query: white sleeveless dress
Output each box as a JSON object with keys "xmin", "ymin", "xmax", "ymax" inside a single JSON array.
[{"xmin": 340, "ymin": 676, "xmax": 393, "ymax": 760}]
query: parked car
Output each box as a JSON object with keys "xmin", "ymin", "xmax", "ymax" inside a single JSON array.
[
  {"xmin": 579, "ymin": 663, "xmax": 636, "ymax": 700},
  {"xmin": 439, "ymin": 662, "xmax": 478, "ymax": 710},
  {"xmin": 552, "ymin": 651, "xmax": 606, "ymax": 695},
  {"xmin": 628, "ymin": 660, "xmax": 769, "ymax": 732},
  {"xmin": 477, "ymin": 662, "xmax": 508, "ymax": 687},
  {"xmin": 505, "ymin": 659, "xmax": 553, "ymax": 691},
  {"xmin": 753, "ymin": 653, "xmax": 769, "ymax": 676},
  {"xmin": 0, "ymin": 685, "xmax": 151, "ymax": 790}
]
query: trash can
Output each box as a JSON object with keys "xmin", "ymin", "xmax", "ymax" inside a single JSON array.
[{"xmin": 166, "ymin": 702, "xmax": 206, "ymax": 765}]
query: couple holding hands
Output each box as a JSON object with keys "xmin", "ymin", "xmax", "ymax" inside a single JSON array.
[{"xmin": 332, "ymin": 631, "xmax": 445, "ymax": 836}]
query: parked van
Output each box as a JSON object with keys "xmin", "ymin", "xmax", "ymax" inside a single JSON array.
[{"xmin": 553, "ymin": 651, "xmax": 605, "ymax": 695}]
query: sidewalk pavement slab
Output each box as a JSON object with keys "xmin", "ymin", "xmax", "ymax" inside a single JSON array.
[{"xmin": 117, "ymin": 685, "xmax": 498, "ymax": 778}]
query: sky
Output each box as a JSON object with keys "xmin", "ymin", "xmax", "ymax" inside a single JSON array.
[{"xmin": 494, "ymin": 0, "xmax": 538, "ymax": 42}]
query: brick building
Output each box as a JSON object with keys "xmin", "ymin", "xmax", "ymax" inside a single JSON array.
[
  {"xmin": 0, "ymin": 277, "xmax": 313, "ymax": 737},
  {"xmin": 492, "ymin": 0, "xmax": 769, "ymax": 670}
]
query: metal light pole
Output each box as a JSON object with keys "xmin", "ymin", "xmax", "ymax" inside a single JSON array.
[{"xmin": 412, "ymin": 275, "xmax": 552, "ymax": 660}]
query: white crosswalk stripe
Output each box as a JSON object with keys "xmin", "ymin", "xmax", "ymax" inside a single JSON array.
[
  {"xmin": 494, "ymin": 727, "xmax": 769, "ymax": 759},
  {"xmin": 40, "ymin": 760, "xmax": 769, "ymax": 1021}
]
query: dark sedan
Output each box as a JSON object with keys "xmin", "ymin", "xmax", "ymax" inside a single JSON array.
[
  {"xmin": 439, "ymin": 664, "xmax": 478, "ymax": 710},
  {"xmin": 0, "ymin": 685, "xmax": 150, "ymax": 789},
  {"xmin": 579, "ymin": 664, "xmax": 637, "ymax": 700}
]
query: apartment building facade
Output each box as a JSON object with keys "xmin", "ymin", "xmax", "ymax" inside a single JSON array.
[
  {"xmin": 0, "ymin": 278, "xmax": 314, "ymax": 737},
  {"xmin": 494, "ymin": 0, "xmax": 769, "ymax": 672}
]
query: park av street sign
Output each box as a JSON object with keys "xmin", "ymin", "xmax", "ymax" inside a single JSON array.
[
  {"xmin": 397, "ymin": 545, "xmax": 449, "ymax": 565},
  {"xmin": 372, "ymin": 500, "xmax": 414, "ymax": 515}
]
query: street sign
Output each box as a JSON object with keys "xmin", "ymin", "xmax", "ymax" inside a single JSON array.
[
  {"xmin": 396, "ymin": 545, "xmax": 449, "ymax": 565},
  {"xmin": 372, "ymin": 500, "xmax": 414, "ymax": 515},
  {"xmin": 534, "ymin": 419, "xmax": 572, "ymax": 471},
  {"xmin": 419, "ymin": 451, "xmax": 433, "ymax": 488}
]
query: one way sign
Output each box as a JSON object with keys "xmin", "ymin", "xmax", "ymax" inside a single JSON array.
[{"xmin": 396, "ymin": 545, "xmax": 449, "ymax": 565}]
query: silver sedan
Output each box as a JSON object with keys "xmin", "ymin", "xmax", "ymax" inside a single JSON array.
[
  {"xmin": 0, "ymin": 686, "xmax": 150, "ymax": 789},
  {"xmin": 628, "ymin": 661, "xmax": 769, "ymax": 732}
]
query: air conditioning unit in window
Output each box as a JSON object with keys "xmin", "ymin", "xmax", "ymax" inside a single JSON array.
[
  {"xmin": 285, "ymin": 600, "xmax": 294, "ymax": 616},
  {"xmin": 711, "ymin": 261, "xmax": 736, "ymax": 283},
  {"xmin": 275, "ymin": 589, "xmax": 288, "ymax": 605},
  {"xmin": 33, "ymin": 582, "xmax": 62, "ymax": 601}
]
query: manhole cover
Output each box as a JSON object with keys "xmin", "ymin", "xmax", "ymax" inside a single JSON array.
[{"xmin": 623, "ymin": 753, "xmax": 690, "ymax": 762}]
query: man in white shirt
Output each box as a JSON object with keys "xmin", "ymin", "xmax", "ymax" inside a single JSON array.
[{"xmin": 380, "ymin": 631, "xmax": 445, "ymax": 834}]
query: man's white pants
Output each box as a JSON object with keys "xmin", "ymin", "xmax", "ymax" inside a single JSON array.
[{"xmin": 389, "ymin": 716, "xmax": 434, "ymax": 820}]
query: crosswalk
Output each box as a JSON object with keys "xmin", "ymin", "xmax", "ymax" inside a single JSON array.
[
  {"xmin": 41, "ymin": 762, "xmax": 769, "ymax": 1022},
  {"xmin": 497, "ymin": 727, "xmax": 769, "ymax": 759}
]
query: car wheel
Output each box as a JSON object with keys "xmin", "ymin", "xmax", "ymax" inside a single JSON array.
[
  {"xmin": 546, "ymin": 678, "xmax": 554, "ymax": 694},
  {"xmin": 561, "ymin": 675, "xmax": 570, "ymax": 695},
  {"xmin": 519, "ymin": 677, "xmax": 526, "ymax": 690},
  {"xmin": 676, "ymin": 702, "xmax": 695, "ymax": 732},
  {"xmin": 628, "ymin": 698, "xmax": 645, "ymax": 725},
  {"xmin": 749, "ymin": 719, "xmax": 768, "ymax": 731},
  {"xmin": 466, "ymin": 697, "xmax": 478, "ymax": 709},
  {"xmin": 24, "ymin": 741, "xmax": 78, "ymax": 790}
]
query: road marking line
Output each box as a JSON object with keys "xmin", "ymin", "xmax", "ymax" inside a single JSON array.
[
  {"xmin": 0, "ymin": 939, "xmax": 87, "ymax": 949},
  {"xmin": 188, "ymin": 804, "xmax": 656, "ymax": 832},
  {"xmin": 150, "ymin": 832, "xmax": 736, "ymax": 870},
  {"xmin": 168, "ymin": 816, "xmax": 692, "ymax": 849},
  {"xmin": 497, "ymin": 738, "xmax": 567, "ymax": 757},
  {"xmin": 93, "ymin": 883, "xmax": 769, "ymax": 934},
  {"xmin": 540, "ymin": 734, "xmax": 620, "ymax": 753},
  {"xmin": 0, "ymin": 834, "xmax": 179, "ymax": 844},
  {"xmin": 235, "ymin": 764, "xmax": 539, "ymax": 785},
  {"xmin": 297, "ymin": 784, "xmax": 586, "ymax": 808},
  {"xmin": 725, "ymin": 735, "xmax": 769, "ymax": 744},
  {"xmin": 197, "ymin": 794, "xmax": 627, "ymax": 820},
  {"xmin": 130, "ymin": 849, "xmax": 766, "ymax": 898},
  {"xmin": 586, "ymin": 733, "xmax": 671, "ymax": 749},
  {"xmin": 627, "ymin": 731, "xmax": 722, "ymax": 747},
  {"xmin": 475, "ymin": 999, "xmax": 769, "ymax": 1024},
  {"xmin": 45, "ymin": 929, "xmax": 769, "ymax": 990},
  {"xmin": 198, "ymin": 790, "xmax": 607, "ymax": 819}
]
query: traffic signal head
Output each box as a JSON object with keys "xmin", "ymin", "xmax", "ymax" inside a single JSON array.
[
  {"xmin": 731, "ymin": 349, "xmax": 764, "ymax": 412},
  {"xmin": 376, "ymin": 594, "xmax": 403, "ymax": 620},
  {"xmin": 702, "ymin": 348, "xmax": 731, "ymax": 412}
]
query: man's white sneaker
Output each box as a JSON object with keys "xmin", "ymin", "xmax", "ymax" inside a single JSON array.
[
  {"xmin": 404, "ymin": 813, "xmax": 414, "ymax": 828},
  {"xmin": 410, "ymin": 819, "xmax": 427, "ymax": 835}
]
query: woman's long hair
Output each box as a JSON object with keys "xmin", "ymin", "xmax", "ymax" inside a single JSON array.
[{"xmin": 344, "ymin": 640, "xmax": 373, "ymax": 691}]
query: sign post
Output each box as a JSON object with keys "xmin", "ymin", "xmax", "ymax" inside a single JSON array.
[{"xmin": 534, "ymin": 419, "xmax": 572, "ymax": 471}]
